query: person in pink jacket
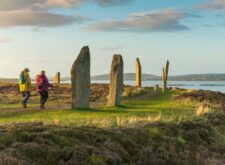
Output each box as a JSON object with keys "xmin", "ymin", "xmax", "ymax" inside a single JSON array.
[{"xmin": 35, "ymin": 71, "xmax": 53, "ymax": 109}]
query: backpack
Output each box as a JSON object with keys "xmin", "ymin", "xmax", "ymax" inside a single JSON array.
[
  {"xmin": 19, "ymin": 72, "xmax": 25, "ymax": 84},
  {"xmin": 35, "ymin": 75, "xmax": 43, "ymax": 90}
]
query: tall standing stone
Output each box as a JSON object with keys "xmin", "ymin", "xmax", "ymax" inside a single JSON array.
[
  {"xmin": 136, "ymin": 58, "xmax": 142, "ymax": 87},
  {"xmin": 71, "ymin": 46, "xmax": 91, "ymax": 109},
  {"xmin": 107, "ymin": 55, "xmax": 124, "ymax": 106},
  {"xmin": 54, "ymin": 72, "xmax": 61, "ymax": 84},
  {"xmin": 54, "ymin": 72, "xmax": 61, "ymax": 103},
  {"xmin": 162, "ymin": 60, "xmax": 170, "ymax": 93}
]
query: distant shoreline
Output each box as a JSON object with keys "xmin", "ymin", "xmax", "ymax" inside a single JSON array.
[
  {"xmin": 1, "ymin": 72, "xmax": 225, "ymax": 83},
  {"xmin": 2, "ymin": 80, "xmax": 225, "ymax": 87},
  {"xmin": 2, "ymin": 80, "xmax": 225, "ymax": 84}
]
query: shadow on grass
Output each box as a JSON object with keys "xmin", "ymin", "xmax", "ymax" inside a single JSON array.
[
  {"xmin": 72, "ymin": 106, "xmax": 129, "ymax": 113},
  {"xmin": 71, "ymin": 105, "xmax": 194, "ymax": 115}
]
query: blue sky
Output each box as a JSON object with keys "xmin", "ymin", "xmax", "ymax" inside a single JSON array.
[{"xmin": 0, "ymin": 0, "xmax": 225, "ymax": 78}]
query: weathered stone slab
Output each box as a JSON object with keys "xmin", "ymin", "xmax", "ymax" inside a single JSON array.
[
  {"xmin": 107, "ymin": 55, "xmax": 124, "ymax": 106},
  {"xmin": 154, "ymin": 84, "xmax": 160, "ymax": 92},
  {"xmin": 136, "ymin": 58, "xmax": 142, "ymax": 87},
  {"xmin": 162, "ymin": 60, "xmax": 169, "ymax": 93},
  {"xmin": 54, "ymin": 72, "xmax": 61, "ymax": 84},
  {"xmin": 71, "ymin": 46, "xmax": 91, "ymax": 109}
]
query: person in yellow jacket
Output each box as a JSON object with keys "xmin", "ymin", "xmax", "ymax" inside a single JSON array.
[{"xmin": 18, "ymin": 68, "xmax": 32, "ymax": 108}]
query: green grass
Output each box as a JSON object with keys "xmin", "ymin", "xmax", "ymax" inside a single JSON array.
[
  {"xmin": 0, "ymin": 91, "xmax": 196, "ymax": 127},
  {"xmin": 0, "ymin": 90, "xmax": 225, "ymax": 164}
]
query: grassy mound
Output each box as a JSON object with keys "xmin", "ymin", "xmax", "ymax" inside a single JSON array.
[
  {"xmin": 173, "ymin": 89, "xmax": 225, "ymax": 110},
  {"xmin": 0, "ymin": 111, "xmax": 225, "ymax": 165}
]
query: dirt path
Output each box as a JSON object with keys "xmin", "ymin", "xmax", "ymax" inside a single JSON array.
[
  {"xmin": 0, "ymin": 102, "xmax": 107, "ymax": 113},
  {"xmin": 0, "ymin": 92, "xmax": 155, "ymax": 114}
]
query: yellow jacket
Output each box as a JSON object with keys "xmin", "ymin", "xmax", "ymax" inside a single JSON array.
[{"xmin": 19, "ymin": 71, "xmax": 32, "ymax": 92}]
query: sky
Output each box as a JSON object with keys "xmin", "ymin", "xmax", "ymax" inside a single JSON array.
[{"xmin": 0, "ymin": 0, "xmax": 225, "ymax": 78}]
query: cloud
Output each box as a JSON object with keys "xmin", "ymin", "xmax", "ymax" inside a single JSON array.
[
  {"xmin": 0, "ymin": 37, "xmax": 12, "ymax": 43},
  {"xmin": 202, "ymin": 24, "xmax": 214, "ymax": 27},
  {"xmin": 0, "ymin": 0, "xmax": 133, "ymax": 28},
  {"xmin": 199, "ymin": 0, "xmax": 225, "ymax": 10},
  {"xmin": 86, "ymin": 9, "xmax": 192, "ymax": 32},
  {"xmin": 0, "ymin": 0, "xmax": 134, "ymax": 11},
  {"xmin": 0, "ymin": 0, "xmax": 81, "ymax": 11},
  {"xmin": 0, "ymin": 10, "xmax": 87, "ymax": 27},
  {"xmin": 94, "ymin": 0, "xmax": 134, "ymax": 6}
]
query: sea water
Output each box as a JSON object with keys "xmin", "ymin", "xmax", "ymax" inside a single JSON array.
[
  {"xmin": 91, "ymin": 80, "xmax": 225, "ymax": 93},
  {"xmin": 60, "ymin": 80, "xmax": 225, "ymax": 93}
]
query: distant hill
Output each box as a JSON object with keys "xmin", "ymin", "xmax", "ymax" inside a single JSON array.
[
  {"xmin": 0, "ymin": 78, "xmax": 18, "ymax": 83},
  {"xmin": 1, "ymin": 73, "xmax": 225, "ymax": 83},
  {"xmin": 92, "ymin": 73, "xmax": 161, "ymax": 81},
  {"xmin": 169, "ymin": 74, "xmax": 225, "ymax": 81},
  {"xmin": 92, "ymin": 73, "xmax": 225, "ymax": 81}
]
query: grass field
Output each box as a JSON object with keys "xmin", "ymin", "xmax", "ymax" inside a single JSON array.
[
  {"xmin": 0, "ymin": 91, "xmax": 196, "ymax": 127},
  {"xmin": 0, "ymin": 88, "xmax": 225, "ymax": 164}
]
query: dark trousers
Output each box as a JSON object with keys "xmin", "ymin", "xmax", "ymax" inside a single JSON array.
[
  {"xmin": 39, "ymin": 91, "xmax": 48, "ymax": 106},
  {"xmin": 22, "ymin": 91, "xmax": 31, "ymax": 105}
]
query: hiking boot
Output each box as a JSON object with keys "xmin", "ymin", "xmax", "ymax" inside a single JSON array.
[
  {"xmin": 21, "ymin": 102, "xmax": 27, "ymax": 109},
  {"xmin": 40, "ymin": 105, "xmax": 45, "ymax": 110}
]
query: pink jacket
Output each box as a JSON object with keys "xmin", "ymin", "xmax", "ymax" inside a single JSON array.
[{"xmin": 36, "ymin": 75, "xmax": 52, "ymax": 92}]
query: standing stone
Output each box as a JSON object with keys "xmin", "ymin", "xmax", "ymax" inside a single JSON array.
[
  {"xmin": 154, "ymin": 84, "xmax": 160, "ymax": 92},
  {"xmin": 162, "ymin": 60, "xmax": 170, "ymax": 93},
  {"xmin": 54, "ymin": 72, "xmax": 61, "ymax": 103},
  {"xmin": 107, "ymin": 55, "xmax": 124, "ymax": 106},
  {"xmin": 71, "ymin": 46, "xmax": 90, "ymax": 109},
  {"xmin": 136, "ymin": 58, "xmax": 142, "ymax": 87},
  {"xmin": 54, "ymin": 72, "xmax": 61, "ymax": 84}
]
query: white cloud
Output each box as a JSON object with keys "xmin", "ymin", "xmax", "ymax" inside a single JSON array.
[
  {"xmin": 0, "ymin": 10, "xmax": 87, "ymax": 27},
  {"xmin": 0, "ymin": 0, "xmax": 134, "ymax": 11},
  {"xmin": 93, "ymin": 0, "xmax": 134, "ymax": 6},
  {"xmin": 199, "ymin": 0, "xmax": 225, "ymax": 10},
  {"xmin": 0, "ymin": 0, "xmax": 81, "ymax": 11},
  {"xmin": 45, "ymin": 0, "xmax": 133, "ymax": 7},
  {"xmin": 86, "ymin": 9, "xmax": 191, "ymax": 32},
  {"xmin": 0, "ymin": 0, "xmax": 133, "ymax": 28}
]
